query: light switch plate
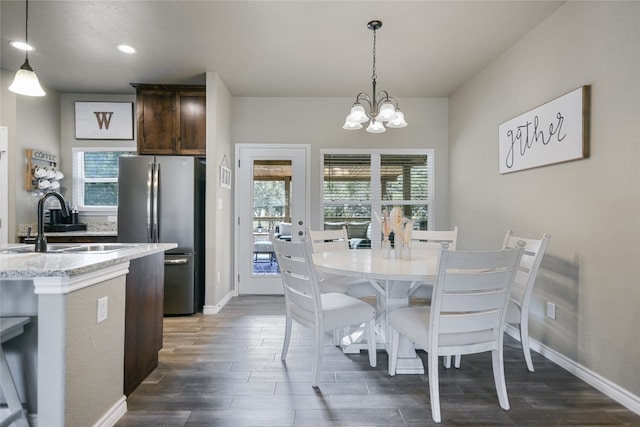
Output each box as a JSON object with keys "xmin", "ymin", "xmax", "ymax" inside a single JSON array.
[
  {"xmin": 546, "ymin": 301, "xmax": 556, "ymax": 320},
  {"xmin": 97, "ymin": 296, "xmax": 108, "ymax": 323}
]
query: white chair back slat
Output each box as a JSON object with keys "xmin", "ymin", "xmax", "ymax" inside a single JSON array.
[
  {"xmin": 307, "ymin": 227, "xmax": 350, "ymax": 252},
  {"xmin": 444, "ymin": 249, "xmax": 519, "ymax": 270},
  {"xmin": 441, "ymin": 290, "xmax": 509, "ymax": 312},
  {"xmin": 444, "ymin": 270, "xmax": 519, "ymax": 292},
  {"xmin": 411, "ymin": 227, "xmax": 458, "ymax": 250}
]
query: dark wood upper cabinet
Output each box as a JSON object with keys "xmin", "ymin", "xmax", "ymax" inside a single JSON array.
[{"xmin": 131, "ymin": 83, "xmax": 206, "ymax": 155}]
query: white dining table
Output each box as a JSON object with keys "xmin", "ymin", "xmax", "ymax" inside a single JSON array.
[{"xmin": 312, "ymin": 247, "xmax": 441, "ymax": 374}]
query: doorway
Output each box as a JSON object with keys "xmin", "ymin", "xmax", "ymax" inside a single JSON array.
[{"xmin": 235, "ymin": 144, "xmax": 309, "ymax": 294}]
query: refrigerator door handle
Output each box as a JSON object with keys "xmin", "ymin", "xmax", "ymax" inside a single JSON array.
[
  {"xmin": 165, "ymin": 258, "xmax": 189, "ymax": 265},
  {"xmin": 146, "ymin": 162, "xmax": 153, "ymax": 242},
  {"xmin": 152, "ymin": 162, "xmax": 160, "ymax": 242}
]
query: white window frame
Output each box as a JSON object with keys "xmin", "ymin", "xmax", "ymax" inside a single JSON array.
[
  {"xmin": 320, "ymin": 148, "xmax": 435, "ymax": 249},
  {"xmin": 72, "ymin": 147, "xmax": 135, "ymax": 216}
]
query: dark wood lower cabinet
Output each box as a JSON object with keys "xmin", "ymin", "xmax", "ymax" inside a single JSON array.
[{"xmin": 124, "ymin": 252, "xmax": 164, "ymax": 396}]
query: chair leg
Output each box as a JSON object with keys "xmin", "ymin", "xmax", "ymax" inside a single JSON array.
[
  {"xmin": 281, "ymin": 316, "xmax": 292, "ymax": 361},
  {"xmin": 0, "ymin": 347, "xmax": 29, "ymax": 427},
  {"xmin": 333, "ymin": 329, "xmax": 341, "ymax": 346},
  {"xmin": 520, "ymin": 317, "xmax": 534, "ymax": 372},
  {"xmin": 366, "ymin": 319, "xmax": 377, "ymax": 368},
  {"xmin": 491, "ymin": 348, "xmax": 510, "ymax": 410},
  {"xmin": 444, "ymin": 354, "xmax": 462, "ymax": 369},
  {"xmin": 428, "ymin": 351, "xmax": 442, "ymax": 423},
  {"xmin": 388, "ymin": 328, "xmax": 400, "ymax": 376},
  {"xmin": 312, "ymin": 326, "xmax": 323, "ymax": 387}
]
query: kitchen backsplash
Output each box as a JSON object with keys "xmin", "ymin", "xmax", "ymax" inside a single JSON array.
[{"xmin": 17, "ymin": 219, "xmax": 117, "ymax": 235}]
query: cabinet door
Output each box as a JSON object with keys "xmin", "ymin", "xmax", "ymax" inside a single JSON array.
[
  {"xmin": 124, "ymin": 252, "xmax": 164, "ymax": 396},
  {"xmin": 177, "ymin": 91, "xmax": 206, "ymax": 155},
  {"xmin": 137, "ymin": 91, "xmax": 177, "ymax": 155}
]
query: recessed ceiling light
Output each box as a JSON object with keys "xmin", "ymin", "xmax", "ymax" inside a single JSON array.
[
  {"xmin": 9, "ymin": 40, "xmax": 35, "ymax": 51},
  {"xmin": 117, "ymin": 44, "xmax": 137, "ymax": 54}
]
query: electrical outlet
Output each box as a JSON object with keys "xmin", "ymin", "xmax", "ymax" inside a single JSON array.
[
  {"xmin": 546, "ymin": 301, "xmax": 556, "ymax": 320},
  {"xmin": 97, "ymin": 296, "xmax": 108, "ymax": 323}
]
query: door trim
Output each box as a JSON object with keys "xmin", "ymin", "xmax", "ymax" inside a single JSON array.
[{"xmin": 234, "ymin": 143, "xmax": 311, "ymax": 295}]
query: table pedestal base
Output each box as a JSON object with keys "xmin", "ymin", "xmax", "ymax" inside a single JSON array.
[{"xmin": 337, "ymin": 278, "xmax": 426, "ymax": 375}]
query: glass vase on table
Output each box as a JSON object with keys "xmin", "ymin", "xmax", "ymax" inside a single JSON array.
[
  {"xmin": 381, "ymin": 236, "xmax": 391, "ymax": 258},
  {"xmin": 402, "ymin": 240, "xmax": 411, "ymax": 260}
]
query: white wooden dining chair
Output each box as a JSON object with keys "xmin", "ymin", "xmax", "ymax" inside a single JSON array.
[
  {"xmin": 271, "ymin": 236, "xmax": 377, "ymax": 387},
  {"xmin": 307, "ymin": 227, "xmax": 376, "ymax": 299},
  {"xmin": 450, "ymin": 231, "xmax": 551, "ymax": 371},
  {"xmin": 388, "ymin": 242, "xmax": 524, "ymax": 423},
  {"xmin": 409, "ymin": 227, "xmax": 459, "ymax": 301},
  {"xmin": 502, "ymin": 230, "xmax": 550, "ymax": 372}
]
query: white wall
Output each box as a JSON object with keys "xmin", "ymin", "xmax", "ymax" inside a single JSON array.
[
  {"xmin": 231, "ymin": 97, "xmax": 449, "ymax": 230},
  {"xmin": 449, "ymin": 1, "xmax": 640, "ymax": 398},
  {"xmin": 205, "ymin": 72, "xmax": 233, "ymax": 309},
  {"xmin": 0, "ymin": 69, "xmax": 60, "ymax": 241}
]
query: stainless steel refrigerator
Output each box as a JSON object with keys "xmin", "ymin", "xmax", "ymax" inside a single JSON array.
[{"xmin": 117, "ymin": 155, "xmax": 206, "ymax": 315}]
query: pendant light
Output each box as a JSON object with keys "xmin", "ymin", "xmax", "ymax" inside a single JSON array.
[
  {"xmin": 343, "ymin": 20, "xmax": 406, "ymax": 133},
  {"xmin": 9, "ymin": 0, "xmax": 46, "ymax": 97}
]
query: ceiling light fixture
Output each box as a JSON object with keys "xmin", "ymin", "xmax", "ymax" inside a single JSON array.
[
  {"xmin": 117, "ymin": 44, "xmax": 137, "ymax": 54},
  {"xmin": 9, "ymin": 0, "xmax": 45, "ymax": 97},
  {"xmin": 343, "ymin": 20, "xmax": 407, "ymax": 133},
  {"xmin": 9, "ymin": 40, "xmax": 35, "ymax": 51}
]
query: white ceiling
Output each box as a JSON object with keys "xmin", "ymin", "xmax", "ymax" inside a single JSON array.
[{"xmin": 1, "ymin": 1, "xmax": 564, "ymax": 97}]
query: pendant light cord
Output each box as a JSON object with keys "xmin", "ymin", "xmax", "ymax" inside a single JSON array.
[{"xmin": 25, "ymin": 0, "xmax": 30, "ymax": 60}]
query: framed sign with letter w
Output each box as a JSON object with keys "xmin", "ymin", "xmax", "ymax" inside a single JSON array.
[{"xmin": 75, "ymin": 101, "xmax": 134, "ymax": 140}]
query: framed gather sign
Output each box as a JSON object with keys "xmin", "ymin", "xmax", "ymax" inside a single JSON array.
[
  {"xmin": 75, "ymin": 101, "xmax": 134, "ymax": 140},
  {"xmin": 498, "ymin": 86, "xmax": 590, "ymax": 174}
]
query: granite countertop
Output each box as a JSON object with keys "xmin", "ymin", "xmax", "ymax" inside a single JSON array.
[{"xmin": 0, "ymin": 243, "xmax": 176, "ymax": 278}]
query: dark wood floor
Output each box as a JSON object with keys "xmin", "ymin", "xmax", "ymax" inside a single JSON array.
[{"xmin": 116, "ymin": 296, "xmax": 639, "ymax": 427}]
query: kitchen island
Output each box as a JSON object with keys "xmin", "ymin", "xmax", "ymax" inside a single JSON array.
[{"xmin": 0, "ymin": 242, "xmax": 176, "ymax": 427}]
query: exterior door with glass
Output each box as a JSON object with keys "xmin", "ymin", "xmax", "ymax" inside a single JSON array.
[{"xmin": 235, "ymin": 144, "xmax": 309, "ymax": 295}]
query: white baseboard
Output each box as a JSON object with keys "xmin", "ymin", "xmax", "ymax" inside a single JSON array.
[
  {"xmin": 202, "ymin": 290, "xmax": 237, "ymax": 314},
  {"xmin": 505, "ymin": 325, "xmax": 640, "ymax": 416},
  {"xmin": 92, "ymin": 395, "xmax": 127, "ymax": 427}
]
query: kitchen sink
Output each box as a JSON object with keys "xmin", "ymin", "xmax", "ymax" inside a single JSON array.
[
  {"xmin": 60, "ymin": 244, "xmax": 136, "ymax": 253},
  {"xmin": 1, "ymin": 243, "xmax": 139, "ymax": 254}
]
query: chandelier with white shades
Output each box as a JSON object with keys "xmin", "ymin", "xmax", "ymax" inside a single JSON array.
[{"xmin": 343, "ymin": 20, "xmax": 407, "ymax": 133}]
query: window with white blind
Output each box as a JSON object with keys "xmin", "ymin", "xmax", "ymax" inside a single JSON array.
[
  {"xmin": 321, "ymin": 150, "xmax": 434, "ymax": 248},
  {"xmin": 72, "ymin": 148, "xmax": 135, "ymax": 213}
]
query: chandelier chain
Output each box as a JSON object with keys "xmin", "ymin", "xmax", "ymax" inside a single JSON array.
[{"xmin": 371, "ymin": 28, "xmax": 377, "ymax": 83}]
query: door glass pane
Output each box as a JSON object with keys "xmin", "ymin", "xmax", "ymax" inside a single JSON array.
[{"xmin": 251, "ymin": 160, "xmax": 291, "ymax": 276}]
